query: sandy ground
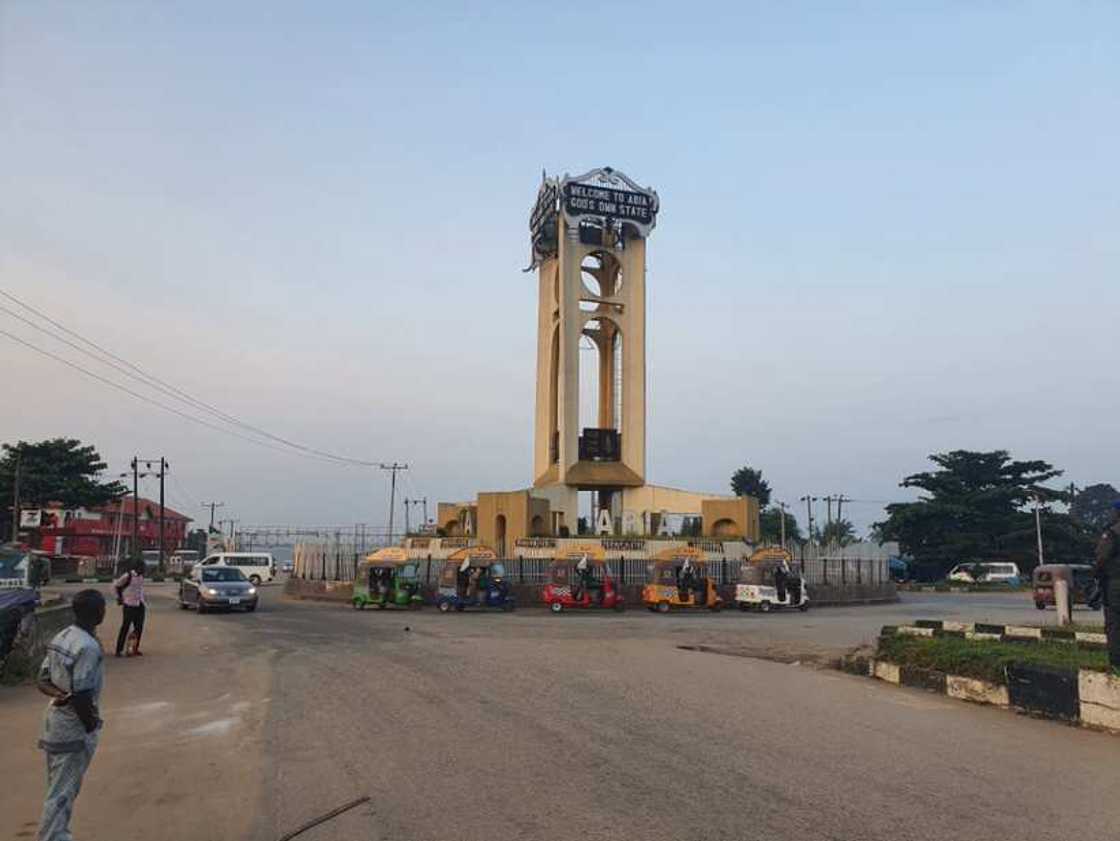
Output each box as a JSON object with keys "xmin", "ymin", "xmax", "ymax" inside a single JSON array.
[{"xmin": 2, "ymin": 585, "xmax": 1116, "ymax": 841}]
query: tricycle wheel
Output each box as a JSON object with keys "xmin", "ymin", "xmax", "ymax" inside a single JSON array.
[
  {"xmin": 798, "ymin": 602, "xmax": 809, "ymax": 612},
  {"xmin": 1034, "ymin": 601, "xmax": 1046, "ymax": 610},
  {"xmin": 613, "ymin": 601, "xmax": 625, "ymax": 612},
  {"xmin": 656, "ymin": 601, "xmax": 670, "ymax": 614},
  {"xmin": 502, "ymin": 601, "xmax": 515, "ymax": 612},
  {"xmin": 437, "ymin": 600, "xmax": 452, "ymax": 613},
  {"xmin": 550, "ymin": 601, "xmax": 563, "ymax": 614},
  {"xmin": 737, "ymin": 602, "xmax": 749, "ymax": 611},
  {"xmin": 759, "ymin": 601, "xmax": 772, "ymax": 613}
]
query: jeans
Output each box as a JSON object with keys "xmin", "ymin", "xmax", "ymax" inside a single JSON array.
[
  {"xmin": 115, "ymin": 603, "xmax": 145, "ymax": 655},
  {"xmin": 38, "ymin": 736, "xmax": 98, "ymax": 841}
]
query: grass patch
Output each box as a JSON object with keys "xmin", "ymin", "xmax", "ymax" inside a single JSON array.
[{"xmin": 878, "ymin": 633, "xmax": 1111, "ymax": 685}]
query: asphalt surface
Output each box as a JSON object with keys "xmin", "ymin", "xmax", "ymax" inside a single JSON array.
[{"xmin": 2, "ymin": 585, "xmax": 1116, "ymax": 841}]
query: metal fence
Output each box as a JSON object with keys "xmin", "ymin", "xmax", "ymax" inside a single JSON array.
[{"xmin": 293, "ymin": 541, "xmax": 890, "ymax": 589}]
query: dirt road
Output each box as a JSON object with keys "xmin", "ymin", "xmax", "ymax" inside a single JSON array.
[{"xmin": 2, "ymin": 586, "xmax": 1116, "ymax": 841}]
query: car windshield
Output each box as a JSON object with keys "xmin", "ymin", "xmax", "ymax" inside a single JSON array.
[{"xmin": 201, "ymin": 568, "xmax": 246, "ymax": 582}]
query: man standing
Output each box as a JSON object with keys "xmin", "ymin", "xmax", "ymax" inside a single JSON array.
[
  {"xmin": 1094, "ymin": 500, "xmax": 1120, "ymax": 671},
  {"xmin": 36, "ymin": 588, "xmax": 106, "ymax": 841},
  {"xmin": 113, "ymin": 558, "xmax": 146, "ymax": 657}
]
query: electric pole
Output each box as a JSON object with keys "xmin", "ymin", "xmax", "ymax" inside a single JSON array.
[
  {"xmin": 800, "ymin": 495, "xmax": 818, "ymax": 544},
  {"xmin": 130, "ymin": 458, "xmax": 139, "ymax": 563},
  {"xmin": 403, "ymin": 498, "xmax": 411, "ymax": 536},
  {"xmin": 379, "ymin": 463, "xmax": 408, "ymax": 544},
  {"xmin": 421, "ymin": 497, "xmax": 428, "ymax": 530},
  {"xmin": 10, "ymin": 449, "xmax": 21, "ymax": 543},
  {"xmin": 157, "ymin": 458, "xmax": 167, "ymax": 574},
  {"xmin": 776, "ymin": 501, "xmax": 789, "ymax": 548},
  {"xmin": 1033, "ymin": 495, "xmax": 1045, "ymax": 567},
  {"xmin": 202, "ymin": 502, "xmax": 225, "ymax": 532}
]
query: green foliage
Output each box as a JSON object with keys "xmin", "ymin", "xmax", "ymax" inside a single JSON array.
[
  {"xmin": 730, "ymin": 466, "xmax": 771, "ymax": 508},
  {"xmin": 1071, "ymin": 483, "xmax": 1120, "ymax": 532},
  {"xmin": 878, "ymin": 633, "xmax": 1110, "ymax": 685},
  {"xmin": 2, "ymin": 439, "xmax": 125, "ymax": 529},
  {"xmin": 759, "ymin": 506, "xmax": 803, "ymax": 544},
  {"xmin": 874, "ymin": 449, "xmax": 1092, "ymax": 576},
  {"xmin": 819, "ymin": 518, "xmax": 857, "ymax": 547}
]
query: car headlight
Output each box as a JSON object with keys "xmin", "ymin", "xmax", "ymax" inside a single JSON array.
[
  {"xmin": 204, "ymin": 587, "xmax": 219, "ymax": 596},
  {"xmin": 247, "ymin": 587, "xmax": 257, "ymax": 595}
]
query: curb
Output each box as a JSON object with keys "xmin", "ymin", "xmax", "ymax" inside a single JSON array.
[
  {"xmin": 845, "ymin": 628, "xmax": 1120, "ymax": 735},
  {"xmin": 902, "ymin": 620, "xmax": 1106, "ymax": 649}
]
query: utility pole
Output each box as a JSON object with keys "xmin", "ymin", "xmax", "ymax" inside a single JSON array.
[
  {"xmin": 421, "ymin": 497, "xmax": 428, "ymax": 530},
  {"xmin": 157, "ymin": 458, "xmax": 167, "ymax": 575},
  {"xmin": 130, "ymin": 458, "xmax": 139, "ymax": 563},
  {"xmin": 403, "ymin": 497, "xmax": 411, "ymax": 536},
  {"xmin": 10, "ymin": 449, "xmax": 21, "ymax": 543},
  {"xmin": 836, "ymin": 494, "xmax": 849, "ymax": 525},
  {"xmin": 379, "ymin": 463, "xmax": 408, "ymax": 544},
  {"xmin": 202, "ymin": 502, "xmax": 225, "ymax": 532},
  {"xmin": 800, "ymin": 495, "xmax": 818, "ymax": 544},
  {"xmin": 1033, "ymin": 495, "xmax": 1045, "ymax": 567},
  {"xmin": 776, "ymin": 501, "xmax": 789, "ymax": 548}
]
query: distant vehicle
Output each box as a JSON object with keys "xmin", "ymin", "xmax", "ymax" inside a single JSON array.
[
  {"xmin": 179, "ymin": 566, "xmax": 258, "ymax": 613},
  {"xmin": 353, "ymin": 551, "xmax": 422, "ymax": 610},
  {"xmin": 279, "ymin": 561, "xmax": 294, "ymax": 574},
  {"xmin": 947, "ymin": 562, "xmax": 1021, "ymax": 586},
  {"xmin": 197, "ymin": 552, "xmax": 276, "ymax": 586},
  {"xmin": 642, "ymin": 551, "xmax": 722, "ymax": 613},
  {"xmin": 541, "ymin": 552, "xmax": 624, "ymax": 614},
  {"xmin": 141, "ymin": 550, "xmax": 162, "ymax": 572},
  {"xmin": 1032, "ymin": 564, "xmax": 1101, "ymax": 611},
  {"xmin": 735, "ymin": 548, "xmax": 809, "ymax": 613},
  {"xmin": 169, "ymin": 549, "xmax": 199, "ymax": 574},
  {"xmin": 435, "ymin": 548, "xmax": 515, "ymax": 613}
]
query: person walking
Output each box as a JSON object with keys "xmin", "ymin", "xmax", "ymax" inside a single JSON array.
[
  {"xmin": 113, "ymin": 558, "xmax": 146, "ymax": 657},
  {"xmin": 1094, "ymin": 500, "xmax": 1120, "ymax": 671},
  {"xmin": 36, "ymin": 588, "xmax": 106, "ymax": 841}
]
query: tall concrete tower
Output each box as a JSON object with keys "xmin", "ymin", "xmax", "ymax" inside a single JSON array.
[{"xmin": 527, "ymin": 167, "xmax": 659, "ymax": 532}]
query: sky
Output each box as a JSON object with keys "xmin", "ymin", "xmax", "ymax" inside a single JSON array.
[{"xmin": 2, "ymin": 2, "xmax": 1117, "ymax": 537}]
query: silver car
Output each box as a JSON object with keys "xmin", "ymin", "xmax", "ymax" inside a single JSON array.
[{"xmin": 179, "ymin": 566, "xmax": 258, "ymax": 613}]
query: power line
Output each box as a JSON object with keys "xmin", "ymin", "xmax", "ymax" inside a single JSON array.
[
  {"xmin": 0, "ymin": 327, "xmax": 363, "ymax": 465},
  {"xmin": 0, "ymin": 288, "xmax": 379, "ymax": 466}
]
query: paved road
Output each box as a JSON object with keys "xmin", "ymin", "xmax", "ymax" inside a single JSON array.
[{"xmin": 2, "ymin": 586, "xmax": 1116, "ymax": 841}]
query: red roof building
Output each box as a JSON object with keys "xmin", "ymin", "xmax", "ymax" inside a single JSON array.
[{"xmin": 36, "ymin": 497, "xmax": 192, "ymax": 558}]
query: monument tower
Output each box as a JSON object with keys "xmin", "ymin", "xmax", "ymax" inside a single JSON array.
[{"xmin": 527, "ymin": 167, "xmax": 659, "ymax": 532}]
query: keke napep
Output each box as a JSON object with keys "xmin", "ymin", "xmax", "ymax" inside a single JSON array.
[
  {"xmin": 734, "ymin": 547, "xmax": 809, "ymax": 612},
  {"xmin": 641, "ymin": 547, "xmax": 723, "ymax": 613},
  {"xmin": 353, "ymin": 547, "xmax": 424, "ymax": 610},
  {"xmin": 435, "ymin": 546, "xmax": 516, "ymax": 613},
  {"xmin": 541, "ymin": 543, "xmax": 625, "ymax": 613}
]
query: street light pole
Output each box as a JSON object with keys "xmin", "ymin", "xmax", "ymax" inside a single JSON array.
[{"xmin": 1033, "ymin": 495, "xmax": 1045, "ymax": 567}]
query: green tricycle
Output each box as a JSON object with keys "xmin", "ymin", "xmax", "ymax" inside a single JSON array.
[{"xmin": 352, "ymin": 549, "xmax": 424, "ymax": 610}]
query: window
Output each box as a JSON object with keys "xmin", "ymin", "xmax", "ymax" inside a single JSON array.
[{"xmin": 202, "ymin": 568, "xmax": 246, "ymax": 582}]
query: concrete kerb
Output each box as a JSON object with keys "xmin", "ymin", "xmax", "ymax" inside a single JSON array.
[{"xmin": 851, "ymin": 624, "xmax": 1120, "ymax": 735}]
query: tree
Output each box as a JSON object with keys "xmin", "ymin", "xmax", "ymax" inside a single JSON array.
[
  {"xmin": 2, "ymin": 439, "xmax": 125, "ymax": 538},
  {"xmin": 1071, "ymin": 483, "xmax": 1120, "ymax": 532},
  {"xmin": 874, "ymin": 449, "xmax": 1085, "ymax": 576},
  {"xmin": 819, "ymin": 518, "xmax": 857, "ymax": 547},
  {"xmin": 730, "ymin": 466, "xmax": 771, "ymax": 508},
  {"xmin": 759, "ymin": 506, "xmax": 803, "ymax": 545}
]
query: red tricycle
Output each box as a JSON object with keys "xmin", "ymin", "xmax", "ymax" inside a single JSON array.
[{"xmin": 542, "ymin": 549, "xmax": 624, "ymax": 613}]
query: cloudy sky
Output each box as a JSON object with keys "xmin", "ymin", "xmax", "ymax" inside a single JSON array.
[{"xmin": 2, "ymin": 2, "xmax": 1117, "ymax": 536}]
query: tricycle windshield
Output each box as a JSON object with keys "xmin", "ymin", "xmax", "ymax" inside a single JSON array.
[
  {"xmin": 490, "ymin": 563, "xmax": 506, "ymax": 578},
  {"xmin": 397, "ymin": 564, "xmax": 419, "ymax": 580}
]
